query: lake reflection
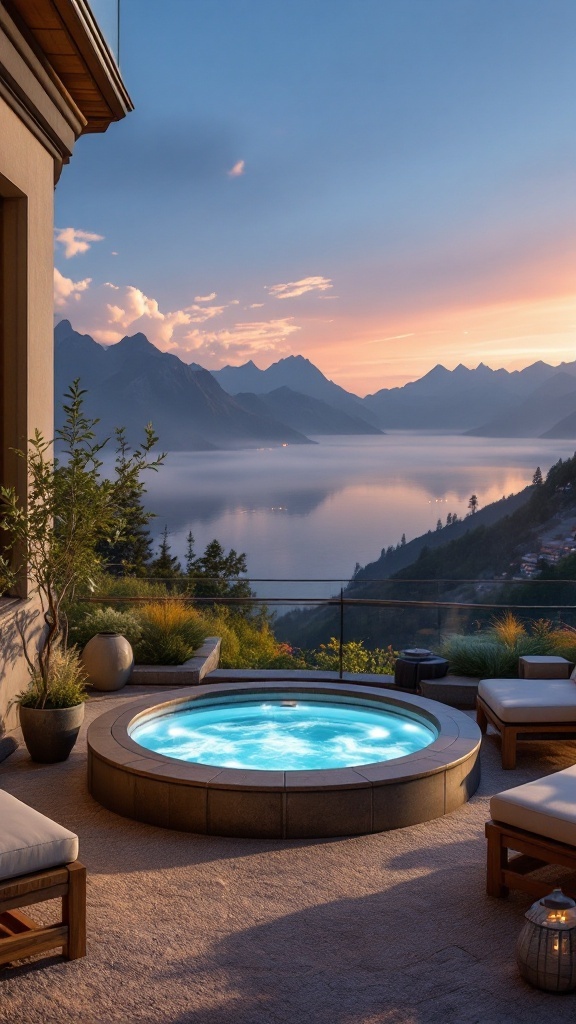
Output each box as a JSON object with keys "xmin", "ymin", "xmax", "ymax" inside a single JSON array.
[{"xmin": 139, "ymin": 434, "xmax": 575, "ymax": 599}]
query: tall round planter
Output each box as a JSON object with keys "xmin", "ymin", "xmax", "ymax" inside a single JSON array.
[
  {"xmin": 19, "ymin": 703, "xmax": 85, "ymax": 763},
  {"xmin": 81, "ymin": 632, "xmax": 134, "ymax": 692}
]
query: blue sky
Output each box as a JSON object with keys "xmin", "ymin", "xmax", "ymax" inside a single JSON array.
[{"xmin": 54, "ymin": 0, "xmax": 576, "ymax": 394}]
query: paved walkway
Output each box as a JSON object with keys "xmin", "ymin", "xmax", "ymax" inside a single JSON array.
[{"xmin": 1, "ymin": 686, "xmax": 576, "ymax": 1024}]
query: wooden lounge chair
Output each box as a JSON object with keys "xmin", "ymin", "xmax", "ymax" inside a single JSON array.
[
  {"xmin": 476, "ymin": 656, "xmax": 576, "ymax": 769},
  {"xmin": 486, "ymin": 765, "xmax": 576, "ymax": 899},
  {"xmin": 0, "ymin": 789, "xmax": 86, "ymax": 967}
]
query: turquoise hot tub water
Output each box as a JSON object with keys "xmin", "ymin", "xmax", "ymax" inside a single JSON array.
[{"xmin": 130, "ymin": 695, "xmax": 437, "ymax": 771}]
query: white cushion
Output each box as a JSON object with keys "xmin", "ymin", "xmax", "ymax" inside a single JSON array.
[
  {"xmin": 491, "ymin": 765, "xmax": 576, "ymax": 847},
  {"xmin": 478, "ymin": 678, "xmax": 576, "ymax": 723},
  {"xmin": 0, "ymin": 789, "xmax": 78, "ymax": 883}
]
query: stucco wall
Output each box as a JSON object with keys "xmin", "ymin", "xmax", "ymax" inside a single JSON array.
[{"xmin": 0, "ymin": 94, "xmax": 54, "ymax": 735}]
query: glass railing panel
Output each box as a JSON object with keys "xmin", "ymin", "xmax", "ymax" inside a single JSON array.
[{"xmin": 73, "ymin": 576, "xmax": 576, "ymax": 674}]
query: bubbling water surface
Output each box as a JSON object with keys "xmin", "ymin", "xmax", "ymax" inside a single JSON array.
[{"xmin": 131, "ymin": 697, "xmax": 437, "ymax": 771}]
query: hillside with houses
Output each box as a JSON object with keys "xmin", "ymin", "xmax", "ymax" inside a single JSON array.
[{"xmin": 277, "ymin": 454, "xmax": 576, "ymax": 650}]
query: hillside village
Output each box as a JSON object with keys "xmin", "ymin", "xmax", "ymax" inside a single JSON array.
[{"xmin": 277, "ymin": 454, "xmax": 576, "ymax": 649}]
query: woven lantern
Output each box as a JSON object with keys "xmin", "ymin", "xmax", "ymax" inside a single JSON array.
[{"xmin": 516, "ymin": 888, "xmax": 576, "ymax": 993}]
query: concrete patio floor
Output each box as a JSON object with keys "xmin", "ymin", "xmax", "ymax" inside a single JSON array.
[{"xmin": 1, "ymin": 685, "xmax": 576, "ymax": 1024}]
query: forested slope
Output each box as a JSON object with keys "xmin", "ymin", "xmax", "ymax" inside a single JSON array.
[{"xmin": 276, "ymin": 453, "xmax": 576, "ymax": 650}]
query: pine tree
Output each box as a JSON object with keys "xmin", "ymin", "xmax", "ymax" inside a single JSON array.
[
  {"xmin": 446, "ymin": 513, "xmax": 453, "ymax": 526},
  {"xmin": 98, "ymin": 426, "xmax": 165, "ymax": 576},
  {"xmin": 400, "ymin": 533, "xmax": 406, "ymax": 546},
  {"xmin": 467, "ymin": 494, "xmax": 479, "ymax": 515},
  {"xmin": 149, "ymin": 525, "xmax": 181, "ymax": 580},
  {"xmin": 185, "ymin": 531, "xmax": 196, "ymax": 576},
  {"xmin": 190, "ymin": 539, "xmax": 253, "ymax": 601},
  {"xmin": 533, "ymin": 466, "xmax": 543, "ymax": 486},
  {"xmin": 436, "ymin": 518, "xmax": 443, "ymax": 531}
]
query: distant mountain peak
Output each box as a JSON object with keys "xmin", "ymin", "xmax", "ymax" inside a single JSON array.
[
  {"xmin": 412, "ymin": 364, "xmax": 450, "ymax": 385},
  {"xmin": 116, "ymin": 331, "xmax": 153, "ymax": 346},
  {"xmin": 111, "ymin": 332, "xmax": 161, "ymax": 356},
  {"xmin": 55, "ymin": 319, "xmax": 73, "ymax": 338}
]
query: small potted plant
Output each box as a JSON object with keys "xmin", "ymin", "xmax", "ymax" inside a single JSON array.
[
  {"xmin": 0, "ymin": 382, "xmax": 162, "ymax": 762},
  {"xmin": 16, "ymin": 647, "xmax": 88, "ymax": 763}
]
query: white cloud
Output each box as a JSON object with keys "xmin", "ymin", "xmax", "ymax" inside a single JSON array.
[
  {"xmin": 52, "ymin": 275, "xmax": 303, "ymax": 367},
  {"xmin": 266, "ymin": 276, "xmax": 333, "ymax": 300},
  {"xmin": 54, "ymin": 267, "xmax": 91, "ymax": 307},
  {"xmin": 92, "ymin": 328, "xmax": 123, "ymax": 344},
  {"xmin": 228, "ymin": 160, "xmax": 245, "ymax": 178},
  {"xmin": 249, "ymin": 303, "xmax": 264, "ymax": 308},
  {"xmin": 102, "ymin": 286, "xmax": 195, "ymax": 346},
  {"xmin": 365, "ymin": 332, "xmax": 416, "ymax": 345},
  {"xmin": 185, "ymin": 303, "xmax": 226, "ymax": 323},
  {"xmin": 183, "ymin": 317, "xmax": 300, "ymax": 363},
  {"xmin": 55, "ymin": 227, "xmax": 104, "ymax": 258},
  {"xmin": 194, "ymin": 292, "xmax": 217, "ymax": 302},
  {"xmin": 106, "ymin": 304, "xmax": 126, "ymax": 323},
  {"xmin": 55, "ymin": 278, "xmax": 229, "ymax": 351}
]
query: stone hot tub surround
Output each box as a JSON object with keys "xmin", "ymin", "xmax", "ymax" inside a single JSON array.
[{"xmin": 87, "ymin": 681, "xmax": 481, "ymax": 839}]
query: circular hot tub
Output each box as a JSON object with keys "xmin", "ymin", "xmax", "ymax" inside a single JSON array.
[{"xmin": 87, "ymin": 681, "xmax": 481, "ymax": 839}]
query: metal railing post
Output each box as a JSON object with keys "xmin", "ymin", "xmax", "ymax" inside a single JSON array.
[{"xmin": 339, "ymin": 588, "xmax": 344, "ymax": 679}]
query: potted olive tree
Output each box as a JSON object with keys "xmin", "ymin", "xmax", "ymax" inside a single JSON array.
[{"xmin": 0, "ymin": 382, "xmax": 162, "ymax": 762}]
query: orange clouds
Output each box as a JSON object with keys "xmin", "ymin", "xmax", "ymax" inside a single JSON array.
[
  {"xmin": 227, "ymin": 160, "xmax": 245, "ymax": 178},
  {"xmin": 305, "ymin": 291, "xmax": 576, "ymax": 395},
  {"xmin": 53, "ymin": 268, "xmax": 91, "ymax": 307},
  {"xmin": 266, "ymin": 276, "xmax": 333, "ymax": 300}
]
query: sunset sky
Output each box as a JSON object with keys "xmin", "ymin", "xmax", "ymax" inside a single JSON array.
[{"xmin": 54, "ymin": 0, "xmax": 576, "ymax": 395}]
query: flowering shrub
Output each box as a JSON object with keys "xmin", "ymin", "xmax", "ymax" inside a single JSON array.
[{"xmin": 311, "ymin": 638, "xmax": 398, "ymax": 675}]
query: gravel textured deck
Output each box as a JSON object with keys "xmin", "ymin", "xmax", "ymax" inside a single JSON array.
[{"xmin": 1, "ymin": 686, "xmax": 576, "ymax": 1024}]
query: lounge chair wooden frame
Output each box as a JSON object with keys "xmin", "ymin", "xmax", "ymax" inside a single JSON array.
[
  {"xmin": 0, "ymin": 861, "xmax": 86, "ymax": 966},
  {"xmin": 486, "ymin": 820, "xmax": 576, "ymax": 900},
  {"xmin": 476, "ymin": 695, "xmax": 576, "ymax": 769}
]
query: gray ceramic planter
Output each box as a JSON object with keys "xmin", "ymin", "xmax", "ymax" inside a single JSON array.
[
  {"xmin": 81, "ymin": 632, "xmax": 134, "ymax": 691},
  {"xmin": 19, "ymin": 702, "xmax": 85, "ymax": 763}
]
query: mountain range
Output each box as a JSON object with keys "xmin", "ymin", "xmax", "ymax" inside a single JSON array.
[
  {"xmin": 364, "ymin": 361, "xmax": 576, "ymax": 435},
  {"xmin": 54, "ymin": 322, "xmax": 314, "ymax": 450},
  {"xmin": 212, "ymin": 358, "xmax": 381, "ymax": 427},
  {"xmin": 55, "ymin": 321, "xmax": 576, "ymax": 449}
]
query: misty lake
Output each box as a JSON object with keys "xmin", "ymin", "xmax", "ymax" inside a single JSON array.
[{"xmin": 138, "ymin": 434, "xmax": 576, "ymax": 599}]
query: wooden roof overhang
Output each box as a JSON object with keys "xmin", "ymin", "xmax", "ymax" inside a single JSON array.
[{"xmin": 6, "ymin": 0, "xmax": 133, "ymax": 134}]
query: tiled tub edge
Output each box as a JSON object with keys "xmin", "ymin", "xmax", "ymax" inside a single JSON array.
[{"xmin": 87, "ymin": 680, "xmax": 482, "ymax": 839}]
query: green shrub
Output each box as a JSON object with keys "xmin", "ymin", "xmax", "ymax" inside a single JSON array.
[
  {"xmin": 69, "ymin": 606, "xmax": 143, "ymax": 651},
  {"xmin": 19, "ymin": 648, "xmax": 88, "ymax": 709},
  {"xmin": 134, "ymin": 601, "xmax": 206, "ymax": 665},
  {"xmin": 437, "ymin": 635, "xmax": 518, "ymax": 678},
  {"xmin": 199, "ymin": 607, "xmax": 306, "ymax": 669},
  {"xmin": 311, "ymin": 638, "xmax": 398, "ymax": 675},
  {"xmin": 85, "ymin": 573, "xmax": 171, "ymax": 604},
  {"xmin": 439, "ymin": 613, "xmax": 576, "ymax": 677}
]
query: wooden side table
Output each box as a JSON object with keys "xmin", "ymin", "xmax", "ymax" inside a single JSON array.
[{"xmin": 518, "ymin": 656, "xmax": 572, "ymax": 679}]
